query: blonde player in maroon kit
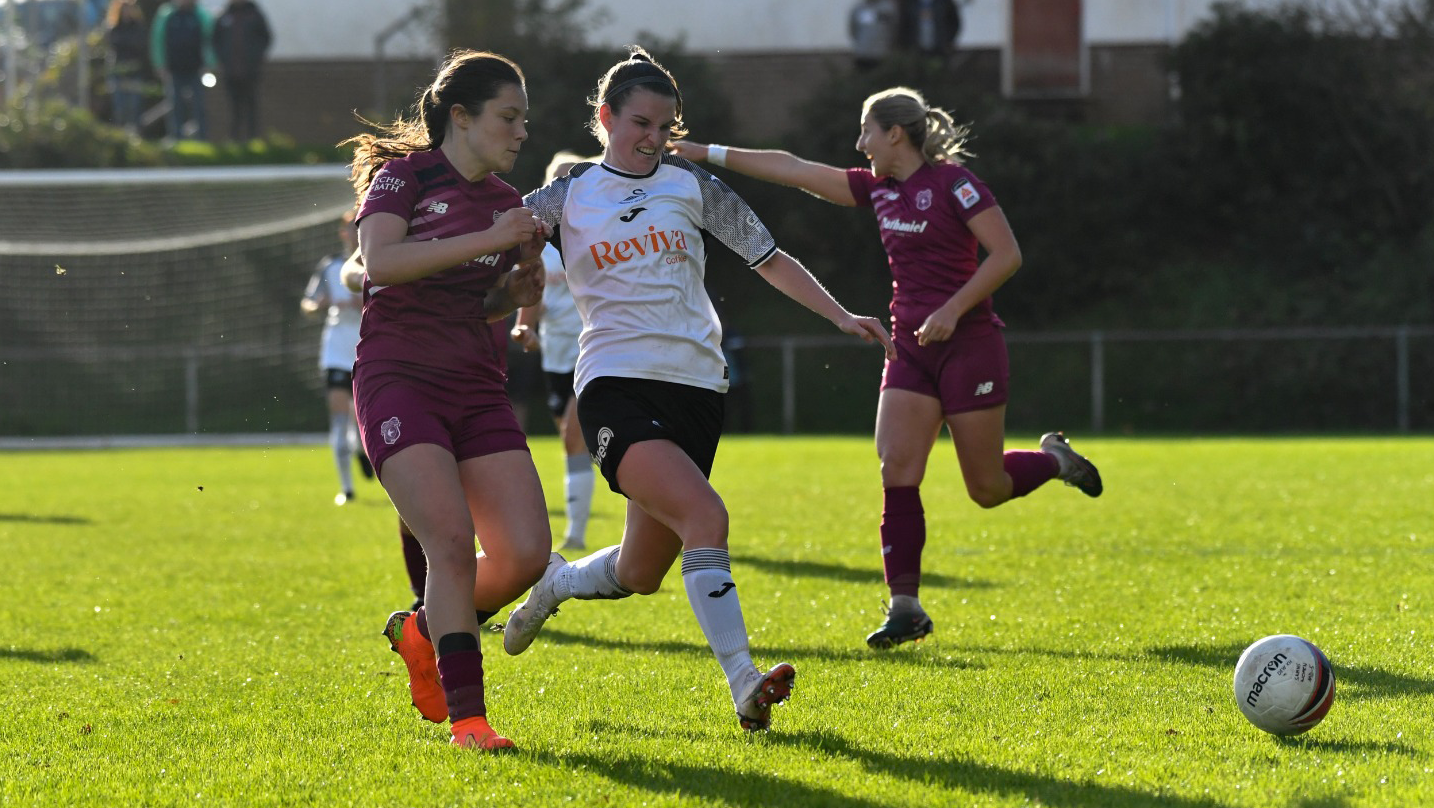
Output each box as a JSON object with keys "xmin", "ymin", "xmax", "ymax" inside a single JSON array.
[
  {"xmin": 671, "ymin": 86, "xmax": 1102, "ymax": 650},
  {"xmin": 344, "ymin": 49, "xmax": 551, "ymax": 751}
]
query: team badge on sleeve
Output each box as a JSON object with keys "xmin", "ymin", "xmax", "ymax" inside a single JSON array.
[{"xmin": 952, "ymin": 179, "xmax": 981, "ymax": 209}]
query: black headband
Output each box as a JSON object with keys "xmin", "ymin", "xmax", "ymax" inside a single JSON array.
[{"xmin": 602, "ymin": 74, "xmax": 679, "ymax": 104}]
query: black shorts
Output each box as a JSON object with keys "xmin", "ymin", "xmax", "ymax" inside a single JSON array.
[
  {"xmin": 324, "ymin": 368, "xmax": 354, "ymax": 390},
  {"xmin": 577, "ymin": 376, "xmax": 724, "ymax": 497},
  {"xmin": 544, "ymin": 371, "xmax": 576, "ymax": 419}
]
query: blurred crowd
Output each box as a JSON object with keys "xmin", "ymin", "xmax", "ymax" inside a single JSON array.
[{"xmin": 93, "ymin": 0, "xmax": 272, "ymax": 141}]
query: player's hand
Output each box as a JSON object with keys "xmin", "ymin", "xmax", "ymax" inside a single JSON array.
[
  {"xmin": 510, "ymin": 324, "xmax": 539, "ymax": 352},
  {"xmin": 667, "ymin": 140, "xmax": 707, "ymax": 162},
  {"xmin": 837, "ymin": 314, "xmax": 896, "ymax": 360},
  {"xmin": 492, "ymin": 207, "xmax": 542, "ymax": 251},
  {"xmin": 506, "ymin": 257, "xmax": 545, "ymax": 310},
  {"xmin": 915, "ymin": 306, "xmax": 961, "ymax": 346}
]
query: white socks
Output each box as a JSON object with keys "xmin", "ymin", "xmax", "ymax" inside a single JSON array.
[
  {"xmin": 681, "ymin": 547, "xmax": 756, "ymax": 699},
  {"xmin": 329, "ymin": 412, "xmax": 354, "ymax": 493},
  {"xmin": 563, "ymin": 454, "xmax": 594, "ymax": 545},
  {"xmin": 890, "ymin": 594, "xmax": 922, "ymax": 614},
  {"xmin": 552, "ymin": 545, "xmax": 631, "ymax": 602}
]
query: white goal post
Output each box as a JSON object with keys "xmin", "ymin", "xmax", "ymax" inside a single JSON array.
[{"xmin": 0, "ymin": 164, "xmax": 358, "ymax": 439}]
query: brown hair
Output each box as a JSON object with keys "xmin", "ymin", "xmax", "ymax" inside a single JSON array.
[
  {"xmin": 343, "ymin": 50, "xmax": 525, "ymax": 200},
  {"xmin": 862, "ymin": 87, "xmax": 974, "ymax": 166},
  {"xmin": 587, "ymin": 46, "xmax": 687, "ymax": 146}
]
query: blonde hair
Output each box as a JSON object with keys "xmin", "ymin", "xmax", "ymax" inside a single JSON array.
[
  {"xmin": 544, "ymin": 150, "xmax": 587, "ymax": 183},
  {"xmin": 862, "ymin": 87, "xmax": 973, "ymax": 166}
]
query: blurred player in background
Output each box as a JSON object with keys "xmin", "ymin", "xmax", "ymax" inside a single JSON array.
[
  {"xmin": 670, "ymin": 86, "xmax": 1103, "ymax": 651},
  {"xmin": 301, "ymin": 209, "xmax": 372, "ymax": 505},
  {"xmin": 510, "ymin": 150, "xmax": 596, "ymax": 553},
  {"xmin": 504, "ymin": 47, "xmax": 895, "ymax": 733},
  {"xmin": 343, "ymin": 49, "xmax": 550, "ymax": 751}
]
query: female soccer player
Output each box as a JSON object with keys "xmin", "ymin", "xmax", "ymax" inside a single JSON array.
[
  {"xmin": 504, "ymin": 47, "xmax": 895, "ymax": 732},
  {"xmin": 669, "ymin": 87, "xmax": 1103, "ymax": 650},
  {"xmin": 300, "ymin": 209, "xmax": 372, "ymax": 505},
  {"xmin": 511, "ymin": 151, "xmax": 596, "ymax": 552},
  {"xmin": 344, "ymin": 49, "xmax": 554, "ymax": 751}
]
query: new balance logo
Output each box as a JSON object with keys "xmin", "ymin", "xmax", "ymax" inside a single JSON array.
[
  {"xmin": 619, "ymin": 206, "xmax": 647, "ymax": 222},
  {"xmin": 974, "ymin": 381, "xmax": 994, "ymax": 395},
  {"xmin": 426, "ymin": 201, "xmax": 449, "ymax": 215},
  {"xmin": 707, "ymin": 582, "xmax": 735, "ymax": 598}
]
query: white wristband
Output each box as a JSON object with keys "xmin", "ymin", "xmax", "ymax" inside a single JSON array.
[{"xmin": 707, "ymin": 144, "xmax": 729, "ymax": 167}]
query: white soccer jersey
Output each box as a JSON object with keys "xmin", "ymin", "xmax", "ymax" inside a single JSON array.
[
  {"xmin": 304, "ymin": 254, "xmax": 362, "ymax": 372},
  {"xmin": 524, "ymin": 155, "xmax": 777, "ymax": 395},
  {"xmin": 537, "ymin": 242, "xmax": 581, "ymax": 374}
]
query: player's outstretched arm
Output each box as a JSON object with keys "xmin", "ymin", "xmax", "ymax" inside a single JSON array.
[
  {"xmin": 755, "ymin": 250, "xmax": 895, "ymax": 359},
  {"xmin": 670, "ymin": 141, "xmax": 857, "ymax": 207}
]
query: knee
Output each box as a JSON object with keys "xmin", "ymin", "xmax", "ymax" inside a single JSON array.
[
  {"xmin": 679, "ymin": 499, "xmax": 728, "ymax": 548},
  {"xmin": 626, "ymin": 575, "xmax": 663, "ymax": 597},
  {"xmin": 425, "ymin": 531, "xmax": 478, "ymax": 576},
  {"xmin": 965, "ymin": 480, "xmax": 1010, "ymax": 510}
]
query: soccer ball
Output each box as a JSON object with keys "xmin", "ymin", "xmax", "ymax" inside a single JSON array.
[{"xmin": 1233, "ymin": 634, "xmax": 1336, "ymax": 735}]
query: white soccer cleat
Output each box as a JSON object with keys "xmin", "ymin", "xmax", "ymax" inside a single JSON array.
[
  {"xmin": 735, "ymin": 662, "xmax": 796, "ymax": 732},
  {"xmin": 1039, "ymin": 431, "xmax": 1103, "ymax": 497},
  {"xmin": 502, "ymin": 552, "xmax": 566, "ymax": 656}
]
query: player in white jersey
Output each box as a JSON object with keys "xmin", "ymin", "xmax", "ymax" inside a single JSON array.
[
  {"xmin": 503, "ymin": 47, "xmax": 895, "ymax": 732},
  {"xmin": 512, "ymin": 151, "xmax": 596, "ymax": 552},
  {"xmin": 300, "ymin": 209, "xmax": 371, "ymax": 505}
]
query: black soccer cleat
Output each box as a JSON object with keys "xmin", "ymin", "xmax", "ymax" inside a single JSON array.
[
  {"xmin": 866, "ymin": 607, "xmax": 934, "ymax": 650},
  {"xmin": 1039, "ymin": 431, "xmax": 1103, "ymax": 498}
]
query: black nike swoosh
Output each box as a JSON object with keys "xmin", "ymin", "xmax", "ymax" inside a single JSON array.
[
  {"xmin": 707, "ymin": 581, "xmax": 735, "ymax": 598},
  {"xmin": 619, "ymin": 207, "xmax": 647, "ymax": 222}
]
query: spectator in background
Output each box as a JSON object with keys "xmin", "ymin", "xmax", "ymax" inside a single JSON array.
[
  {"xmin": 849, "ymin": 0, "xmax": 900, "ymax": 68},
  {"xmin": 103, "ymin": 0, "xmax": 148, "ymax": 135},
  {"xmin": 213, "ymin": 0, "xmax": 272, "ymax": 142},
  {"xmin": 301, "ymin": 210, "xmax": 373, "ymax": 506},
  {"xmin": 150, "ymin": 0, "xmax": 215, "ymax": 142}
]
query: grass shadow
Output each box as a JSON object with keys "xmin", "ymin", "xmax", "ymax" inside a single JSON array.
[
  {"xmin": 730, "ymin": 552, "xmax": 996, "ymax": 591},
  {"xmin": 772, "ymin": 728, "xmax": 1230, "ymax": 808},
  {"xmin": 0, "ymin": 513, "xmax": 92, "ymax": 525},
  {"xmin": 523, "ymin": 747, "xmax": 893, "ymax": 808},
  {"xmin": 0, "ymin": 647, "xmax": 97, "ymax": 663},
  {"xmin": 530, "ymin": 627, "xmax": 976, "ymax": 669},
  {"xmin": 1150, "ymin": 642, "xmax": 1434, "ymax": 700},
  {"xmin": 550, "ymin": 721, "xmax": 1229, "ymax": 808}
]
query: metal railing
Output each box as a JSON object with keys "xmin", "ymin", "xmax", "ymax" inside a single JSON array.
[{"xmin": 739, "ymin": 326, "xmax": 1434, "ymax": 434}]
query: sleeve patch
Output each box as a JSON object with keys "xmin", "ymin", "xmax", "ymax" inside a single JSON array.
[{"xmin": 952, "ymin": 179, "xmax": 981, "ymax": 209}]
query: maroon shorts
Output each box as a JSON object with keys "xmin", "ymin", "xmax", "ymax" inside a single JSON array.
[
  {"xmin": 880, "ymin": 326, "xmax": 1010, "ymax": 414},
  {"xmin": 354, "ymin": 362, "xmax": 528, "ymax": 478}
]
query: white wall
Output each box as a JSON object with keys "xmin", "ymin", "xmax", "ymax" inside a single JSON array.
[
  {"xmin": 202, "ymin": 0, "xmax": 439, "ymax": 60},
  {"xmin": 581, "ymin": 0, "xmax": 1368, "ymax": 52},
  {"xmin": 194, "ymin": 0, "xmax": 1392, "ymax": 60}
]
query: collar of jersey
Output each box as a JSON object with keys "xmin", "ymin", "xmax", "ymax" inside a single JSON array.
[{"xmin": 599, "ymin": 160, "xmax": 659, "ymax": 180}]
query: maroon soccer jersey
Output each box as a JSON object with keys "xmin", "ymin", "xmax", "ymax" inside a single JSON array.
[
  {"xmin": 354, "ymin": 149, "xmax": 523, "ymax": 376},
  {"xmin": 846, "ymin": 162, "xmax": 1004, "ymax": 336}
]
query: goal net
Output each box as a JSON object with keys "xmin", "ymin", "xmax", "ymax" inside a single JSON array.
[{"xmin": 0, "ymin": 165, "xmax": 358, "ymax": 440}]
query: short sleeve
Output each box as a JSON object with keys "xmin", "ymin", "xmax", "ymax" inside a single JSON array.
[
  {"xmin": 681, "ymin": 157, "xmax": 777, "ymax": 268},
  {"xmin": 524, "ymin": 169, "xmax": 579, "ymax": 229},
  {"xmin": 356, "ymin": 159, "xmax": 419, "ymax": 225},
  {"xmin": 846, "ymin": 167, "xmax": 878, "ymax": 208},
  {"xmin": 944, "ymin": 165, "xmax": 997, "ymax": 222}
]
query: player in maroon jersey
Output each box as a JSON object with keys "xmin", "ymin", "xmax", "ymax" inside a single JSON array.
[
  {"xmin": 671, "ymin": 86, "xmax": 1102, "ymax": 650},
  {"xmin": 342, "ymin": 49, "xmax": 551, "ymax": 751}
]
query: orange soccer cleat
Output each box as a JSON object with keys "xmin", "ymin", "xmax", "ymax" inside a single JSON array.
[
  {"xmin": 382, "ymin": 610, "xmax": 447, "ymax": 723},
  {"xmin": 450, "ymin": 716, "xmax": 515, "ymax": 751}
]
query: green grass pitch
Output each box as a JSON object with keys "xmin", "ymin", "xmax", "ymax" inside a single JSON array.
[{"xmin": 2, "ymin": 436, "xmax": 1431, "ymax": 806}]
